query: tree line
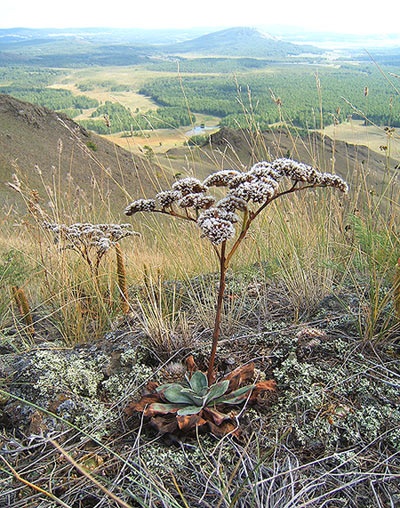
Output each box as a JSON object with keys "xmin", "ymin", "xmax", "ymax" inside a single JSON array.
[{"xmin": 138, "ymin": 65, "xmax": 400, "ymax": 129}]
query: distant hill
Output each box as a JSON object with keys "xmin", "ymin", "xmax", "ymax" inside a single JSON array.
[
  {"xmin": 0, "ymin": 94, "xmax": 168, "ymax": 217},
  {"xmin": 164, "ymin": 27, "xmax": 324, "ymax": 57},
  {"xmin": 1, "ymin": 95, "xmax": 396, "ymax": 223},
  {"xmin": 165, "ymin": 126, "xmax": 398, "ymax": 194},
  {"xmin": 0, "ymin": 26, "xmax": 324, "ymax": 65}
]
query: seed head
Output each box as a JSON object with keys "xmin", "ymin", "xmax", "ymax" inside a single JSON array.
[
  {"xmin": 271, "ymin": 158, "xmax": 348, "ymax": 192},
  {"xmin": 198, "ymin": 216, "xmax": 236, "ymax": 245},
  {"xmin": 124, "ymin": 199, "xmax": 157, "ymax": 216},
  {"xmin": 178, "ymin": 193, "xmax": 215, "ymax": 210},
  {"xmin": 216, "ymin": 195, "xmax": 248, "ymax": 212},
  {"xmin": 172, "ymin": 177, "xmax": 206, "ymax": 196},
  {"xmin": 230, "ymin": 180, "xmax": 276, "ymax": 203},
  {"xmin": 203, "ymin": 170, "xmax": 241, "ymax": 188},
  {"xmin": 156, "ymin": 190, "xmax": 181, "ymax": 209},
  {"xmin": 197, "ymin": 207, "xmax": 239, "ymax": 245}
]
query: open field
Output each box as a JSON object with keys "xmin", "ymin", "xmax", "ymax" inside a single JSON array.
[
  {"xmin": 44, "ymin": 64, "xmax": 400, "ymax": 161},
  {"xmin": 323, "ymin": 118, "xmax": 400, "ymax": 159}
]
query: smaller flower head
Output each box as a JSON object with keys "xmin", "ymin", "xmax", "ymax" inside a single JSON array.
[
  {"xmin": 172, "ymin": 177, "xmax": 207, "ymax": 196},
  {"xmin": 203, "ymin": 170, "xmax": 241, "ymax": 188},
  {"xmin": 198, "ymin": 207, "xmax": 239, "ymax": 226},
  {"xmin": 198, "ymin": 216, "xmax": 236, "ymax": 245},
  {"xmin": 178, "ymin": 193, "xmax": 216, "ymax": 210},
  {"xmin": 216, "ymin": 195, "xmax": 248, "ymax": 212},
  {"xmin": 320, "ymin": 173, "xmax": 349, "ymax": 193},
  {"xmin": 248, "ymin": 161, "xmax": 282, "ymax": 184},
  {"xmin": 124, "ymin": 199, "xmax": 157, "ymax": 216},
  {"xmin": 271, "ymin": 158, "xmax": 348, "ymax": 192},
  {"xmin": 230, "ymin": 180, "xmax": 276, "ymax": 204},
  {"xmin": 197, "ymin": 207, "xmax": 239, "ymax": 245},
  {"xmin": 156, "ymin": 190, "xmax": 181, "ymax": 209}
]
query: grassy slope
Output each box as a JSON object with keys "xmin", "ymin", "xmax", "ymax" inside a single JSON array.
[{"xmin": 0, "ymin": 94, "xmax": 174, "ymax": 219}]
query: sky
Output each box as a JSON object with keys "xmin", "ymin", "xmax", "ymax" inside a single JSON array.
[{"xmin": 1, "ymin": 0, "xmax": 399, "ymax": 35}]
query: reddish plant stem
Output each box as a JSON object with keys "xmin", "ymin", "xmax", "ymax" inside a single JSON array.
[
  {"xmin": 207, "ymin": 240, "xmax": 227, "ymax": 384},
  {"xmin": 206, "ymin": 182, "xmax": 325, "ymax": 382}
]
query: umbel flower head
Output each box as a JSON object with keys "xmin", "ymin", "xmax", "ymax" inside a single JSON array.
[
  {"xmin": 43, "ymin": 221, "xmax": 139, "ymax": 254},
  {"xmin": 124, "ymin": 158, "xmax": 348, "ymax": 245}
]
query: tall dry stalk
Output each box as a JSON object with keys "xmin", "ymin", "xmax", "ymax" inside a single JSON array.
[
  {"xmin": 115, "ymin": 242, "xmax": 129, "ymax": 314},
  {"xmin": 394, "ymin": 258, "xmax": 400, "ymax": 321}
]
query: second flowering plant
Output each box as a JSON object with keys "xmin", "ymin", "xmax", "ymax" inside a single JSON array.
[{"xmin": 125, "ymin": 158, "xmax": 348, "ymax": 435}]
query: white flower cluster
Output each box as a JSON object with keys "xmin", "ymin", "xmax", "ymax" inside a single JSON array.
[
  {"xmin": 171, "ymin": 177, "xmax": 207, "ymax": 196},
  {"xmin": 216, "ymin": 195, "xmax": 248, "ymax": 212},
  {"xmin": 124, "ymin": 199, "xmax": 156, "ymax": 216},
  {"xmin": 271, "ymin": 158, "xmax": 349, "ymax": 192},
  {"xmin": 178, "ymin": 194, "xmax": 215, "ymax": 210},
  {"xmin": 125, "ymin": 178, "xmax": 210, "ymax": 215},
  {"xmin": 124, "ymin": 158, "xmax": 347, "ymax": 246},
  {"xmin": 155, "ymin": 190, "xmax": 181, "ymax": 209},
  {"xmin": 203, "ymin": 169, "xmax": 241, "ymax": 187},
  {"xmin": 43, "ymin": 221, "xmax": 138, "ymax": 253},
  {"xmin": 197, "ymin": 208, "xmax": 238, "ymax": 245}
]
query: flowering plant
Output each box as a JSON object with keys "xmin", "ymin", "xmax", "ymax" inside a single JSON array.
[
  {"xmin": 125, "ymin": 158, "xmax": 348, "ymax": 435},
  {"xmin": 43, "ymin": 221, "xmax": 138, "ymax": 276},
  {"xmin": 43, "ymin": 221, "xmax": 138, "ymax": 313}
]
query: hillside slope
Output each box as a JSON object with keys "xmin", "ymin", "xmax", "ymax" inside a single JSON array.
[
  {"xmin": 0, "ymin": 94, "xmax": 168, "ymax": 218},
  {"xmin": 163, "ymin": 126, "xmax": 399, "ymax": 200}
]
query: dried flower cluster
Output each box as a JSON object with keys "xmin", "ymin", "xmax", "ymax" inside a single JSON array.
[
  {"xmin": 124, "ymin": 158, "xmax": 348, "ymax": 245},
  {"xmin": 43, "ymin": 222, "xmax": 138, "ymax": 254}
]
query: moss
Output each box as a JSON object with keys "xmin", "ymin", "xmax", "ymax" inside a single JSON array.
[
  {"xmin": 102, "ymin": 362, "xmax": 154, "ymax": 399},
  {"xmin": 31, "ymin": 349, "xmax": 106, "ymax": 398},
  {"xmin": 3, "ymin": 345, "xmax": 159, "ymax": 440},
  {"xmin": 268, "ymin": 333, "xmax": 400, "ymax": 453}
]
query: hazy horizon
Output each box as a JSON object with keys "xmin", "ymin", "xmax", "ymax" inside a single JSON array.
[{"xmin": 2, "ymin": 0, "xmax": 400, "ymax": 36}]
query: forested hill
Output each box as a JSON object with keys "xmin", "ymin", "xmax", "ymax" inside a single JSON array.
[{"xmin": 163, "ymin": 27, "xmax": 324, "ymax": 57}]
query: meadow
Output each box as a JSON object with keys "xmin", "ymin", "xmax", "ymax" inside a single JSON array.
[{"xmin": 0, "ymin": 50, "xmax": 399, "ymax": 506}]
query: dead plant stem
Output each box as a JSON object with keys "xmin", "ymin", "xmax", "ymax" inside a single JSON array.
[
  {"xmin": 0, "ymin": 454, "xmax": 72, "ymax": 508},
  {"xmin": 49, "ymin": 439, "xmax": 133, "ymax": 508}
]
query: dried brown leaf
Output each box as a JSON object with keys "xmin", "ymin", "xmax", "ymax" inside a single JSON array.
[
  {"xmin": 249, "ymin": 379, "xmax": 277, "ymax": 401},
  {"xmin": 124, "ymin": 394, "xmax": 161, "ymax": 415},
  {"xmin": 207, "ymin": 418, "xmax": 240, "ymax": 438},
  {"xmin": 202, "ymin": 406, "xmax": 232, "ymax": 426},
  {"xmin": 185, "ymin": 355, "xmax": 197, "ymax": 374},
  {"xmin": 176, "ymin": 413, "xmax": 207, "ymax": 432},
  {"xmin": 150, "ymin": 415, "xmax": 179, "ymax": 434},
  {"xmin": 223, "ymin": 362, "xmax": 255, "ymax": 391}
]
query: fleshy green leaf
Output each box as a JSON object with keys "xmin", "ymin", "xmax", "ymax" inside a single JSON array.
[
  {"xmin": 162, "ymin": 384, "xmax": 195, "ymax": 404},
  {"xmin": 214, "ymin": 384, "xmax": 255, "ymax": 405},
  {"xmin": 205, "ymin": 379, "xmax": 230, "ymax": 404},
  {"xmin": 180, "ymin": 389, "xmax": 204, "ymax": 406},
  {"xmin": 177, "ymin": 405, "xmax": 203, "ymax": 416},
  {"xmin": 188, "ymin": 371, "xmax": 208, "ymax": 395},
  {"xmin": 156, "ymin": 382, "xmax": 181, "ymax": 393}
]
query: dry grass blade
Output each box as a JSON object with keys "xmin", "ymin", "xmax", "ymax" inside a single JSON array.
[
  {"xmin": 0, "ymin": 454, "xmax": 72, "ymax": 508},
  {"xmin": 49, "ymin": 439, "xmax": 133, "ymax": 508}
]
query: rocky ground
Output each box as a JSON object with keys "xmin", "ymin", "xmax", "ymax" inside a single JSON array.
[{"xmin": 0, "ymin": 277, "xmax": 399, "ymax": 507}]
